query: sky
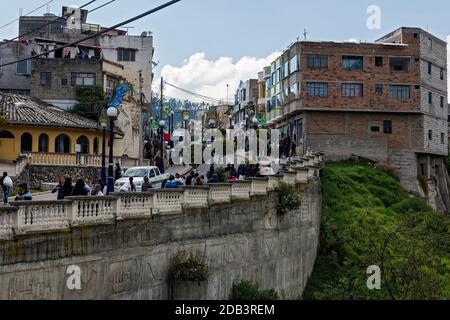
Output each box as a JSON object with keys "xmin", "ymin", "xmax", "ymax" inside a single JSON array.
[{"xmin": 1, "ymin": 0, "xmax": 449, "ymax": 102}]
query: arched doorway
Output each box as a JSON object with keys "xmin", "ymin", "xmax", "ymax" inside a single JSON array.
[
  {"xmin": 93, "ymin": 138, "xmax": 99, "ymax": 155},
  {"xmin": 55, "ymin": 134, "xmax": 71, "ymax": 154},
  {"xmin": 38, "ymin": 134, "xmax": 49, "ymax": 153},
  {"xmin": 76, "ymin": 135, "xmax": 90, "ymax": 155},
  {"xmin": 21, "ymin": 133, "xmax": 32, "ymax": 153}
]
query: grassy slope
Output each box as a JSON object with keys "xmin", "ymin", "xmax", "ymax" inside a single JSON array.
[{"xmin": 303, "ymin": 162, "xmax": 450, "ymax": 300}]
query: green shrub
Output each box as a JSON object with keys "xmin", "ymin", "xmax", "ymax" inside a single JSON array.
[
  {"xmin": 276, "ymin": 182, "xmax": 302, "ymax": 216},
  {"xmin": 169, "ymin": 251, "xmax": 208, "ymax": 282},
  {"xmin": 230, "ymin": 281, "xmax": 279, "ymax": 300}
]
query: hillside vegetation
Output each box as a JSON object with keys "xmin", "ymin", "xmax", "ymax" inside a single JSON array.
[{"xmin": 303, "ymin": 162, "xmax": 450, "ymax": 300}]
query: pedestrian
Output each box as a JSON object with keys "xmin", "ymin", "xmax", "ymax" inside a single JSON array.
[
  {"xmin": 114, "ymin": 162, "xmax": 123, "ymax": 181},
  {"xmin": 194, "ymin": 176, "xmax": 204, "ymax": 186},
  {"xmin": 208, "ymin": 174, "xmax": 220, "ymax": 184},
  {"xmin": 185, "ymin": 171, "xmax": 195, "ymax": 186},
  {"xmin": 72, "ymin": 179, "xmax": 90, "ymax": 196},
  {"xmin": 193, "ymin": 173, "xmax": 200, "ymax": 186},
  {"xmin": 129, "ymin": 177, "xmax": 137, "ymax": 192},
  {"xmin": 175, "ymin": 173, "xmax": 184, "ymax": 186},
  {"xmin": 1, "ymin": 172, "xmax": 13, "ymax": 205},
  {"xmin": 208, "ymin": 163, "xmax": 215, "ymax": 179},
  {"xmin": 291, "ymin": 137, "xmax": 297, "ymax": 159},
  {"xmin": 52, "ymin": 176, "xmax": 66, "ymax": 200},
  {"xmin": 15, "ymin": 183, "xmax": 32, "ymax": 201},
  {"xmin": 61, "ymin": 177, "xmax": 73, "ymax": 199},
  {"xmin": 91, "ymin": 184, "xmax": 104, "ymax": 196},
  {"xmin": 230, "ymin": 165, "xmax": 237, "ymax": 178},
  {"xmin": 169, "ymin": 156, "xmax": 174, "ymax": 167},
  {"xmin": 238, "ymin": 163, "xmax": 247, "ymax": 179},
  {"xmin": 164, "ymin": 175, "xmax": 180, "ymax": 189},
  {"xmin": 142, "ymin": 176, "xmax": 153, "ymax": 192}
]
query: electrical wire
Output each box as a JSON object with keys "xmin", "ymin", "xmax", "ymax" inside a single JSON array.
[
  {"xmin": 0, "ymin": 0, "xmax": 181, "ymax": 68},
  {"xmin": 0, "ymin": 0, "xmax": 102, "ymax": 47},
  {"xmin": 164, "ymin": 81, "xmax": 223, "ymax": 104},
  {"xmin": 0, "ymin": 0, "xmax": 55, "ymax": 32}
]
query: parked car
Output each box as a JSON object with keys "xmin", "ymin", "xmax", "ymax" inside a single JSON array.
[{"xmin": 114, "ymin": 166, "xmax": 169, "ymax": 192}]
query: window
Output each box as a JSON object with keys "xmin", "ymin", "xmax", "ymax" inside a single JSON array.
[
  {"xmin": 375, "ymin": 56, "xmax": 383, "ymax": 67},
  {"xmin": 117, "ymin": 48, "xmax": 136, "ymax": 62},
  {"xmin": 240, "ymin": 89, "xmax": 246, "ymax": 101},
  {"xmin": 342, "ymin": 56, "xmax": 363, "ymax": 70},
  {"xmin": 55, "ymin": 134, "xmax": 71, "ymax": 154},
  {"xmin": 383, "ymin": 121, "xmax": 392, "ymax": 134},
  {"xmin": 93, "ymin": 138, "xmax": 99, "ymax": 155},
  {"xmin": 428, "ymin": 92, "xmax": 432, "ymax": 104},
  {"xmin": 0, "ymin": 130, "xmax": 14, "ymax": 139},
  {"xmin": 38, "ymin": 134, "xmax": 49, "ymax": 153},
  {"xmin": 21, "ymin": 133, "xmax": 33, "ymax": 153},
  {"xmin": 76, "ymin": 136, "xmax": 90, "ymax": 155},
  {"xmin": 283, "ymin": 61, "xmax": 289, "ymax": 78},
  {"xmin": 307, "ymin": 54, "xmax": 328, "ymax": 69},
  {"xmin": 440, "ymin": 68, "xmax": 444, "ymax": 80},
  {"xmin": 441, "ymin": 96, "xmax": 445, "ymax": 108},
  {"xmin": 441, "ymin": 133, "xmax": 445, "ymax": 144},
  {"xmin": 389, "ymin": 85, "xmax": 411, "ymax": 100},
  {"xmin": 342, "ymin": 83, "xmax": 363, "ymax": 97},
  {"xmin": 306, "ymin": 82, "xmax": 328, "ymax": 97},
  {"xmin": 428, "ymin": 38, "xmax": 433, "ymax": 49},
  {"xmin": 16, "ymin": 60, "xmax": 31, "ymax": 75},
  {"xmin": 375, "ymin": 84, "xmax": 383, "ymax": 96},
  {"xmin": 71, "ymin": 73, "xmax": 96, "ymax": 86},
  {"xmin": 428, "ymin": 130, "xmax": 433, "ymax": 141},
  {"xmin": 61, "ymin": 79, "xmax": 68, "ymax": 86},
  {"xmin": 390, "ymin": 57, "xmax": 410, "ymax": 72},
  {"xmin": 289, "ymin": 82, "xmax": 300, "ymax": 100},
  {"xmin": 428, "ymin": 62, "xmax": 432, "ymax": 75},
  {"xmin": 289, "ymin": 55, "xmax": 299, "ymax": 73},
  {"xmin": 371, "ymin": 126, "xmax": 380, "ymax": 132},
  {"xmin": 40, "ymin": 72, "xmax": 52, "ymax": 86}
]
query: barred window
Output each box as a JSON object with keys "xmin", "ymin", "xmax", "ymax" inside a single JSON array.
[
  {"xmin": 375, "ymin": 84, "xmax": 383, "ymax": 96},
  {"xmin": 71, "ymin": 73, "xmax": 96, "ymax": 86},
  {"xmin": 40, "ymin": 72, "xmax": 52, "ymax": 86},
  {"xmin": 389, "ymin": 85, "xmax": 410, "ymax": 100},
  {"xmin": 117, "ymin": 48, "xmax": 136, "ymax": 62},
  {"xmin": 307, "ymin": 54, "xmax": 328, "ymax": 69},
  {"xmin": 306, "ymin": 82, "xmax": 328, "ymax": 97},
  {"xmin": 342, "ymin": 56, "xmax": 363, "ymax": 70},
  {"xmin": 342, "ymin": 83, "xmax": 363, "ymax": 97}
]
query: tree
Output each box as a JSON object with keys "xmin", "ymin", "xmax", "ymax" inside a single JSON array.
[{"xmin": 71, "ymin": 86, "xmax": 107, "ymax": 121}]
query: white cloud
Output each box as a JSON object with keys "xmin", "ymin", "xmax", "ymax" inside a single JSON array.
[{"xmin": 158, "ymin": 52, "xmax": 281, "ymax": 103}]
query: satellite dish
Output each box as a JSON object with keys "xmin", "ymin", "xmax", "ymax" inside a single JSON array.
[{"xmin": 141, "ymin": 31, "xmax": 148, "ymax": 37}]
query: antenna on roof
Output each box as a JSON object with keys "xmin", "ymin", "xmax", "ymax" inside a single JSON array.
[{"xmin": 303, "ymin": 29, "xmax": 308, "ymax": 41}]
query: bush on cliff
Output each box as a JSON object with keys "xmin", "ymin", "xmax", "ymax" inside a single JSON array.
[
  {"xmin": 276, "ymin": 182, "xmax": 302, "ymax": 216},
  {"xmin": 303, "ymin": 162, "xmax": 450, "ymax": 300},
  {"xmin": 169, "ymin": 251, "xmax": 208, "ymax": 282},
  {"xmin": 230, "ymin": 281, "xmax": 279, "ymax": 300}
]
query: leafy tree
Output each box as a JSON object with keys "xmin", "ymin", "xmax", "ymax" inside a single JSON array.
[
  {"xmin": 230, "ymin": 281, "xmax": 279, "ymax": 300},
  {"xmin": 71, "ymin": 86, "xmax": 107, "ymax": 121}
]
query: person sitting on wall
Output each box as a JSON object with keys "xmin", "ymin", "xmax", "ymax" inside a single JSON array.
[
  {"xmin": 141, "ymin": 176, "xmax": 153, "ymax": 192},
  {"xmin": 164, "ymin": 175, "xmax": 180, "ymax": 189},
  {"xmin": 52, "ymin": 176, "xmax": 66, "ymax": 200},
  {"xmin": 71, "ymin": 179, "xmax": 90, "ymax": 196},
  {"xmin": 15, "ymin": 183, "xmax": 32, "ymax": 201}
]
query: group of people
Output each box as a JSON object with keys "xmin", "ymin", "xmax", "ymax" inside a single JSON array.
[
  {"xmin": 51, "ymin": 176, "xmax": 106, "ymax": 200},
  {"xmin": 280, "ymin": 134, "xmax": 297, "ymax": 159},
  {"xmin": 1, "ymin": 172, "xmax": 33, "ymax": 205}
]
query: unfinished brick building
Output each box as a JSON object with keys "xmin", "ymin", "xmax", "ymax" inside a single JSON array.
[{"xmin": 271, "ymin": 27, "xmax": 449, "ymax": 212}]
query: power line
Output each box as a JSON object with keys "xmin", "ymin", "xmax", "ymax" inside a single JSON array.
[
  {"xmin": 0, "ymin": 0, "xmax": 55, "ymax": 32},
  {"xmin": 0, "ymin": 0, "xmax": 181, "ymax": 68},
  {"xmin": 164, "ymin": 81, "xmax": 223, "ymax": 104},
  {"xmin": 89, "ymin": 0, "xmax": 117, "ymax": 14},
  {"xmin": 0, "ymin": 0, "xmax": 102, "ymax": 47}
]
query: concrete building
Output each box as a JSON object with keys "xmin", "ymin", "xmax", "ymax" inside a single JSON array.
[
  {"xmin": 233, "ymin": 79, "xmax": 258, "ymax": 129},
  {"xmin": 260, "ymin": 27, "xmax": 449, "ymax": 212}
]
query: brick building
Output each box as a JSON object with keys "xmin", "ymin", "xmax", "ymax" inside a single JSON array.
[{"xmin": 263, "ymin": 27, "xmax": 449, "ymax": 212}]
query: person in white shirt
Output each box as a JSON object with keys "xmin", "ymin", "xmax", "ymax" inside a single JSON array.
[{"xmin": 1, "ymin": 172, "xmax": 13, "ymax": 205}]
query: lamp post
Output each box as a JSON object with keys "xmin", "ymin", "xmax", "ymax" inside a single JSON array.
[
  {"xmin": 252, "ymin": 117, "xmax": 258, "ymax": 130},
  {"xmin": 170, "ymin": 110, "xmax": 175, "ymax": 135},
  {"xmin": 245, "ymin": 114, "xmax": 249, "ymax": 130},
  {"xmin": 228, "ymin": 114, "xmax": 233, "ymax": 129},
  {"xmin": 99, "ymin": 113, "xmax": 108, "ymax": 189},
  {"xmin": 106, "ymin": 107, "xmax": 118, "ymax": 195},
  {"xmin": 159, "ymin": 120, "xmax": 165, "ymax": 174}
]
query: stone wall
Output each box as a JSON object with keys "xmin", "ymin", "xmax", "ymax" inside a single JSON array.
[
  {"xmin": 17, "ymin": 165, "xmax": 102, "ymax": 189},
  {"xmin": 0, "ymin": 179, "xmax": 322, "ymax": 300}
]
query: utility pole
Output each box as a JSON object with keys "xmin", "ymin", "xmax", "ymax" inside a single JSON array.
[{"xmin": 159, "ymin": 77, "xmax": 164, "ymax": 173}]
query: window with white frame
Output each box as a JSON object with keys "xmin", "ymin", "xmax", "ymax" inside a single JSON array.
[
  {"xmin": 342, "ymin": 83, "xmax": 363, "ymax": 97},
  {"xmin": 289, "ymin": 82, "xmax": 300, "ymax": 100},
  {"xmin": 342, "ymin": 56, "xmax": 363, "ymax": 70},
  {"xmin": 16, "ymin": 60, "xmax": 31, "ymax": 75},
  {"xmin": 71, "ymin": 73, "xmax": 96, "ymax": 86},
  {"xmin": 289, "ymin": 55, "xmax": 299, "ymax": 73},
  {"xmin": 306, "ymin": 82, "xmax": 328, "ymax": 97}
]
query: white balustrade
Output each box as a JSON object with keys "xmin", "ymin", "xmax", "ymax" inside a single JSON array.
[
  {"xmin": 183, "ymin": 187, "xmax": 210, "ymax": 208},
  {"xmin": 282, "ymin": 171, "xmax": 297, "ymax": 185},
  {"xmin": 115, "ymin": 192, "xmax": 153, "ymax": 219},
  {"xmin": 14, "ymin": 201, "xmax": 70, "ymax": 234},
  {"xmin": 249, "ymin": 178, "xmax": 269, "ymax": 196},
  {"xmin": 0, "ymin": 207, "xmax": 18, "ymax": 239},
  {"xmin": 209, "ymin": 184, "xmax": 232, "ymax": 204},
  {"xmin": 230, "ymin": 181, "xmax": 251, "ymax": 200},
  {"xmin": 267, "ymin": 176, "xmax": 281, "ymax": 191},
  {"xmin": 153, "ymin": 190, "xmax": 183, "ymax": 214},
  {"xmin": 68, "ymin": 197, "xmax": 116, "ymax": 226}
]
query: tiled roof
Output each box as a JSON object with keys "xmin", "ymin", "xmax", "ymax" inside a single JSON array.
[{"xmin": 0, "ymin": 94, "xmax": 99, "ymax": 130}]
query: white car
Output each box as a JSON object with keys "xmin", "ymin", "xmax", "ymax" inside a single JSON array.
[{"xmin": 114, "ymin": 166, "xmax": 169, "ymax": 192}]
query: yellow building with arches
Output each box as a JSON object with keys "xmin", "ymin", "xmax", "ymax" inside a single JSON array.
[{"xmin": 0, "ymin": 94, "xmax": 117, "ymax": 164}]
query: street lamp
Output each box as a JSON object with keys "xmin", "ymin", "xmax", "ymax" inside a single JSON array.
[
  {"xmin": 228, "ymin": 114, "xmax": 233, "ymax": 129},
  {"xmin": 106, "ymin": 107, "xmax": 118, "ymax": 194},
  {"xmin": 170, "ymin": 111, "xmax": 175, "ymax": 134},
  {"xmin": 99, "ymin": 112, "xmax": 108, "ymax": 189},
  {"xmin": 252, "ymin": 117, "xmax": 258, "ymax": 130},
  {"xmin": 159, "ymin": 120, "xmax": 165, "ymax": 174},
  {"xmin": 245, "ymin": 114, "xmax": 249, "ymax": 130}
]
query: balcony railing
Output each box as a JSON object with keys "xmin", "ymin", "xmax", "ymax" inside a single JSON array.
[{"xmin": 0, "ymin": 151, "xmax": 325, "ymax": 240}]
